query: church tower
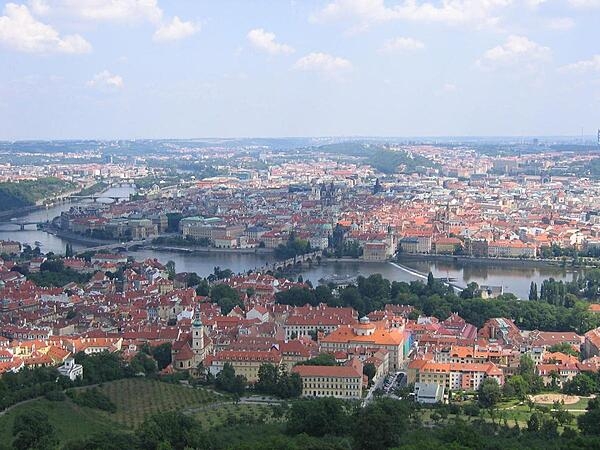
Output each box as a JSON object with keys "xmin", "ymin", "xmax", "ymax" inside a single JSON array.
[{"xmin": 191, "ymin": 308, "xmax": 204, "ymax": 354}]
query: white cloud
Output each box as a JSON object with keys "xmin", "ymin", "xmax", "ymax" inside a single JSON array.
[
  {"xmin": 568, "ymin": 0, "xmax": 600, "ymax": 8},
  {"xmin": 28, "ymin": 0, "xmax": 50, "ymax": 15},
  {"xmin": 293, "ymin": 52, "xmax": 352, "ymax": 76},
  {"xmin": 442, "ymin": 82, "xmax": 458, "ymax": 92},
  {"xmin": 153, "ymin": 16, "xmax": 199, "ymax": 42},
  {"xmin": 379, "ymin": 36, "xmax": 425, "ymax": 53},
  {"xmin": 476, "ymin": 35, "xmax": 551, "ymax": 70},
  {"xmin": 545, "ymin": 17, "xmax": 575, "ymax": 30},
  {"xmin": 0, "ymin": 3, "xmax": 91, "ymax": 53},
  {"xmin": 311, "ymin": 0, "xmax": 513, "ymax": 29},
  {"xmin": 560, "ymin": 55, "xmax": 600, "ymax": 73},
  {"xmin": 247, "ymin": 28, "xmax": 294, "ymax": 55},
  {"xmin": 87, "ymin": 70, "xmax": 124, "ymax": 89},
  {"xmin": 34, "ymin": 0, "xmax": 163, "ymax": 23}
]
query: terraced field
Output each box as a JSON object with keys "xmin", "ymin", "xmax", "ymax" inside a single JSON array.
[{"xmin": 97, "ymin": 378, "xmax": 220, "ymax": 428}]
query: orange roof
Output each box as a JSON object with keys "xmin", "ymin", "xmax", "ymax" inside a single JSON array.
[{"xmin": 321, "ymin": 323, "xmax": 404, "ymax": 346}]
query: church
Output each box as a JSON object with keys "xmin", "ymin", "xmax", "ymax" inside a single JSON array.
[{"xmin": 171, "ymin": 309, "xmax": 212, "ymax": 372}]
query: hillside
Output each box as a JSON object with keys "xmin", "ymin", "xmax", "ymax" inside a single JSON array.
[
  {"xmin": 0, "ymin": 378, "xmax": 220, "ymax": 448},
  {"xmin": 0, "ymin": 177, "xmax": 74, "ymax": 212}
]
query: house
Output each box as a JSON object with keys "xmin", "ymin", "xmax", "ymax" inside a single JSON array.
[
  {"xmin": 207, "ymin": 349, "xmax": 282, "ymax": 382},
  {"xmin": 583, "ymin": 327, "xmax": 600, "ymax": 359},
  {"xmin": 363, "ymin": 242, "xmax": 388, "ymax": 261},
  {"xmin": 246, "ymin": 305, "xmax": 269, "ymax": 323},
  {"xmin": 292, "ymin": 358, "xmax": 363, "ymax": 399},
  {"xmin": 320, "ymin": 317, "xmax": 405, "ymax": 371},
  {"xmin": 57, "ymin": 357, "xmax": 84, "ymax": 381},
  {"xmin": 414, "ymin": 382, "xmax": 445, "ymax": 404}
]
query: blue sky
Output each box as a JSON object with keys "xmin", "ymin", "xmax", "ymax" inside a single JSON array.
[{"xmin": 0, "ymin": 0, "xmax": 599, "ymax": 139}]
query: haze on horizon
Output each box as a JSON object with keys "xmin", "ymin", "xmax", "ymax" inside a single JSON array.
[{"xmin": 0, "ymin": 0, "xmax": 599, "ymax": 140}]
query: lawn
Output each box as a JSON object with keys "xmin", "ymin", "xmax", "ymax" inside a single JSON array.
[
  {"xmin": 0, "ymin": 378, "xmax": 222, "ymax": 448},
  {"xmin": 195, "ymin": 402, "xmax": 287, "ymax": 430},
  {"xmin": 0, "ymin": 398, "xmax": 123, "ymax": 447},
  {"xmin": 96, "ymin": 378, "xmax": 220, "ymax": 428}
]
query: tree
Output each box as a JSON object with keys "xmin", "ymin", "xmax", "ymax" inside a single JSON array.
[
  {"xmin": 210, "ymin": 284, "xmax": 242, "ymax": 315},
  {"xmin": 12, "ymin": 410, "xmax": 58, "ymax": 450},
  {"xmin": 353, "ymin": 398, "xmax": 410, "ymax": 450},
  {"xmin": 151, "ymin": 343, "xmax": 172, "ymax": 370},
  {"xmin": 547, "ymin": 342, "xmax": 579, "ymax": 357},
  {"xmin": 286, "ymin": 397, "xmax": 350, "ymax": 437},
  {"xmin": 478, "ymin": 378, "xmax": 501, "ymax": 408},
  {"xmin": 215, "ymin": 362, "xmax": 246, "ymax": 395},
  {"xmin": 503, "ymin": 375, "xmax": 529, "ymax": 401},
  {"xmin": 165, "ymin": 261, "xmax": 176, "ymax": 280},
  {"xmin": 363, "ymin": 363, "xmax": 377, "ymax": 385},
  {"xmin": 65, "ymin": 243, "xmax": 74, "ymax": 258},
  {"xmin": 274, "ymin": 286, "xmax": 317, "ymax": 307},
  {"xmin": 137, "ymin": 411, "xmax": 204, "ymax": 449},
  {"xmin": 130, "ymin": 352, "xmax": 157, "ymax": 375},
  {"xmin": 195, "ymin": 279, "xmax": 210, "ymax": 296},
  {"xmin": 427, "ymin": 272, "xmax": 435, "ymax": 289},
  {"xmin": 256, "ymin": 364, "xmax": 279, "ymax": 395},
  {"xmin": 563, "ymin": 373, "xmax": 598, "ymax": 396},
  {"xmin": 527, "ymin": 412, "xmax": 542, "ymax": 432},
  {"xmin": 578, "ymin": 398, "xmax": 600, "ymax": 435},
  {"xmin": 529, "ymin": 282, "xmax": 538, "ymax": 301},
  {"xmin": 296, "ymin": 353, "xmax": 337, "ymax": 366}
]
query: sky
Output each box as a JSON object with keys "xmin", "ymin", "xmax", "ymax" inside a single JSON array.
[{"xmin": 0, "ymin": 0, "xmax": 599, "ymax": 140}]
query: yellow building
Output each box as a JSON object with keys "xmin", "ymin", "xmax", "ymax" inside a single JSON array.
[
  {"xmin": 292, "ymin": 359, "xmax": 363, "ymax": 399},
  {"xmin": 320, "ymin": 318, "xmax": 405, "ymax": 371},
  {"xmin": 207, "ymin": 349, "xmax": 282, "ymax": 382}
]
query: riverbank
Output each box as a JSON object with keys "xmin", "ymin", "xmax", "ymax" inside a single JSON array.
[
  {"xmin": 46, "ymin": 227, "xmax": 121, "ymax": 247},
  {"xmin": 397, "ymin": 253, "xmax": 567, "ymax": 269},
  {"xmin": 147, "ymin": 245, "xmax": 273, "ymax": 255}
]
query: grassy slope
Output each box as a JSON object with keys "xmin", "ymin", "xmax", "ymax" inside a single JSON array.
[
  {"xmin": 0, "ymin": 177, "xmax": 74, "ymax": 211},
  {"xmin": 97, "ymin": 378, "xmax": 220, "ymax": 428},
  {"xmin": 0, "ymin": 399, "xmax": 122, "ymax": 446},
  {"xmin": 0, "ymin": 378, "xmax": 220, "ymax": 447}
]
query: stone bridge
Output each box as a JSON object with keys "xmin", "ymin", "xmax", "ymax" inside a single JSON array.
[{"xmin": 253, "ymin": 251, "xmax": 323, "ymax": 274}]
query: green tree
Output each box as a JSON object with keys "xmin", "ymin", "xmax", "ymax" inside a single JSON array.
[
  {"xmin": 427, "ymin": 272, "xmax": 435, "ymax": 289},
  {"xmin": 578, "ymin": 398, "xmax": 600, "ymax": 435},
  {"xmin": 165, "ymin": 261, "xmax": 176, "ymax": 280},
  {"xmin": 529, "ymin": 282, "xmax": 538, "ymax": 301},
  {"xmin": 256, "ymin": 364, "xmax": 279, "ymax": 394},
  {"xmin": 563, "ymin": 373, "xmax": 598, "ymax": 396},
  {"xmin": 215, "ymin": 362, "xmax": 246, "ymax": 395},
  {"xmin": 363, "ymin": 363, "xmax": 377, "ymax": 385},
  {"xmin": 503, "ymin": 374, "xmax": 529, "ymax": 401},
  {"xmin": 286, "ymin": 397, "xmax": 350, "ymax": 437},
  {"xmin": 151, "ymin": 343, "xmax": 172, "ymax": 370},
  {"xmin": 478, "ymin": 378, "xmax": 501, "ymax": 408},
  {"xmin": 12, "ymin": 410, "xmax": 58, "ymax": 450},
  {"xmin": 547, "ymin": 342, "xmax": 579, "ymax": 357},
  {"xmin": 137, "ymin": 411, "xmax": 204, "ymax": 449},
  {"xmin": 353, "ymin": 398, "xmax": 410, "ymax": 450}
]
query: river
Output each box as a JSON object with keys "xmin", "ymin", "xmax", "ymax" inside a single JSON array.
[
  {"xmin": 0, "ymin": 185, "xmax": 582, "ymax": 299},
  {"xmin": 0, "ymin": 185, "xmax": 135, "ymax": 253}
]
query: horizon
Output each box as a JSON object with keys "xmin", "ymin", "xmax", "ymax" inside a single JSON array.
[{"xmin": 1, "ymin": 0, "xmax": 600, "ymax": 140}]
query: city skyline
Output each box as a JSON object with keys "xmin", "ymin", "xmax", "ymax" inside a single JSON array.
[{"xmin": 1, "ymin": 0, "xmax": 600, "ymax": 139}]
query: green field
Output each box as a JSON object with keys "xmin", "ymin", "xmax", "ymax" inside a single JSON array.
[
  {"xmin": 96, "ymin": 378, "xmax": 220, "ymax": 428},
  {"xmin": 195, "ymin": 401, "xmax": 286, "ymax": 430},
  {"xmin": 0, "ymin": 398, "xmax": 121, "ymax": 446},
  {"xmin": 0, "ymin": 378, "xmax": 221, "ymax": 447}
]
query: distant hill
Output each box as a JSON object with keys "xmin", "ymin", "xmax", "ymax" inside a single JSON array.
[
  {"xmin": 0, "ymin": 177, "xmax": 74, "ymax": 212},
  {"xmin": 313, "ymin": 142, "xmax": 438, "ymax": 174}
]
